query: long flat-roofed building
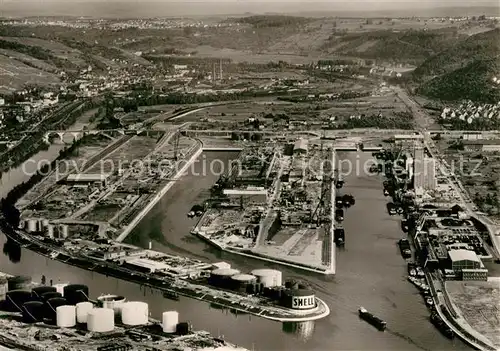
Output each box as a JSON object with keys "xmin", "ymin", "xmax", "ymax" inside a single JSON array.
[
  {"xmin": 66, "ymin": 173, "xmax": 111, "ymax": 188},
  {"xmin": 223, "ymin": 188, "xmax": 268, "ymax": 205}
]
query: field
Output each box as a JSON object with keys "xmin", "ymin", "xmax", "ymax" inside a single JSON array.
[
  {"xmin": 0, "ymin": 54, "xmax": 59, "ymax": 93},
  {"xmin": 434, "ymin": 139, "xmax": 500, "ymax": 220},
  {"xmin": 447, "ymin": 280, "xmax": 500, "ymax": 348}
]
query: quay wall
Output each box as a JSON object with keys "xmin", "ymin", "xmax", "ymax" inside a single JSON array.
[
  {"xmin": 116, "ymin": 144, "xmax": 203, "ymax": 242},
  {"xmin": 330, "ymin": 150, "xmax": 336, "ymax": 274}
]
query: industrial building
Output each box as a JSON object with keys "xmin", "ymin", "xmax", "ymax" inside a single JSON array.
[
  {"xmin": 462, "ymin": 139, "xmax": 500, "ymax": 152},
  {"xmin": 293, "ymin": 138, "xmax": 308, "ymax": 155},
  {"xmin": 65, "ymin": 173, "xmax": 111, "ymax": 188},
  {"xmin": 448, "ymin": 249, "xmax": 488, "ymax": 281},
  {"xmin": 222, "ymin": 188, "xmax": 268, "ymax": 206},
  {"xmin": 413, "ymin": 146, "xmax": 436, "ymax": 193}
]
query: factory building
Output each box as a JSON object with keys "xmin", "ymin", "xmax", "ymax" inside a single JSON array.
[
  {"xmin": 121, "ymin": 258, "xmax": 170, "ymax": 274},
  {"xmin": 448, "ymin": 249, "xmax": 488, "ymax": 281},
  {"xmin": 65, "ymin": 173, "xmax": 111, "ymax": 188},
  {"xmin": 413, "ymin": 146, "xmax": 436, "ymax": 193},
  {"xmin": 293, "ymin": 138, "xmax": 308, "ymax": 155},
  {"xmin": 462, "ymin": 139, "xmax": 500, "ymax": 152},
  {"xmin": 222, "ymin": 188, "xmax": 268, "ymax": 206}
]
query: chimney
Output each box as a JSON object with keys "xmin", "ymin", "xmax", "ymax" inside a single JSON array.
[{"xmin": 219, "ymin": 59, "xmax": 223, "ymax": 81}]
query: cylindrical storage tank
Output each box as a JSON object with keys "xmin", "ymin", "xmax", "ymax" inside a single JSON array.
[
  {"xmin": 87, "ymin": 308, "xmax": 114, "ymax": 332},
  {"xmin": 21, "ymin": 301, "xmax": 45, "ymax": 323},
  {"xmin": 0, "ymin": 276, "xmax": 8, "ymax": 301},
  {"xmin": 230, "ymin": 274, "xmax": 257, "ymax": 292},
  {"xmin": 5, "ymin": 290, "xmax": 32, "ymax": 312},
  {"xmin": 41, "ymin": 291, "xmax": 62, "ymax": 302},
  {"xmin": 76, "ymin": 301, "xmax": 94, "ymax": 324},
  {"xmin": 282, "ymin": 289, "xmax": 316, "ymax": 310},
  {"xmin": 176, "ymin": 322, "xmax": 191, "ymax": 335},
  {"xmin": 208, "ymin": 268, "xmax": 240, "ymax": 288},
  {"xmin": 59, "ymin": 225, "xmax": 69, "ymax": 239},
  {"xmin": 47, "ymin": 225, "xmax": 55, "ymax": 239},
  {"xmin": 97, "ymin": 295, "xmax": 126, "ymax": 316},
  {"xmin": 121, "ymin": 301, "xmax": 149, "ymax": 326},
  {"xmin": 251, "ymin": 269, "xmax": 282, "ymax": 288},
  {"xmin": 52, "ymin": 283, "xmax": 68, "ymax": 296},
  {"xmin": 32, "ymin": 286, "xmax": 56, "ymax": 301},
  {"xmin": 56, "ymin": 305, "xmax": 76, "ymax": 328},
  {"xmin": 45, "ymin": 297, "xmax": 68, "ymax": 324},
  {"xmin": 41, "ymin": 219, "xmax": 49, "ymax": 228},
  {"xmin": 26, "ymin": 219, "xmax": 37, "ymax": 233},
  {"xmin": 8, "ymin": 276, "xmax": 31, "ymax": 291},
  {"xmin": 63, "ymin": 284, "xmax": 89, "ymax": 304},
  {"xmin": 162, "ymin": 311, "xmax": 179, "ymax": 333}
]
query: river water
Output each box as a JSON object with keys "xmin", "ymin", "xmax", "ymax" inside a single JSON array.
[{"xmin": 0, "ymin": 145, "xmax": 471, "ymax": 351}]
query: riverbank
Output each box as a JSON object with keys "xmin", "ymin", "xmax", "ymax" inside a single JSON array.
[
  {"xmin": 0, "ymin": 271, "xmax": 248, "ymax": 351},
  {"xmin": 0, "ymin": 217, "xmax": 330, "ymax": 323}
]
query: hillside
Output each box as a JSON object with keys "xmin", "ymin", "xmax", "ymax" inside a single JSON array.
[
  {"xmin": 417, "ymin": 58, "xmax": 500, "ymax": 103},
  {"xmin": 413, "ymin": 28, "xmax": 500, "ymax": 79},
  {"xmin": 413, "ymin": 28, "xmax": 500, "ymax": 102}
]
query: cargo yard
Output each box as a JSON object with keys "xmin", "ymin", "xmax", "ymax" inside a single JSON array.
[
  {"xmin": 192, "ymin": 139, "xmax": 335, "ymax": 273},
  {"xmin": 16, "ymin": 129, "xmax": 200, "ymax": 240},
  {"xmin": 0, "ymin": 273, "xmax": 247, "ymax": 351}
]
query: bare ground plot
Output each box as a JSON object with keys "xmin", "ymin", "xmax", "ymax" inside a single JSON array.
[
  {"xmin": 256, "ymin": 227, "xmax": 326, "ymax": 269},
  {"xmin": 80, "ymin": 203, "xmax": 122, "ymax": 222},
  {"xmin": 446, "ymin": 280, "xmax": 500, "ymax": 348},
  {"xmin": 0, "ymin": 54, "xmax": 59, "ymax": 93},
  {"xmin": 434, "ymin": 141, "xmax": 500, "ymax": 220},
  {"xmin": 85, "ymin": 135, "xmax": 158, "ymax": 173}
]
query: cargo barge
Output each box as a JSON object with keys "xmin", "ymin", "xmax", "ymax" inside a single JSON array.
[
  {"xmin": 0, "ymin": 220, "xmax": 330, "ymax": 323},
  {"xmin": 358, "ymin": 307, "xmax": 387, "ymax": 331}
]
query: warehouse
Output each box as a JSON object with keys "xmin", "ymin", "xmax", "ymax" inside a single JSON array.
[
  {"xmin": 448, "ymin": 249, "xmax": 488, "ymax": 281},
  {"xmin": 65, "ymin": 173, "xmax": 111, "ymax": 188},
  {"xmin": 293, "ymin": 138, "xmax": 308, "ymax": 155},
  {"xmin": 462, "ymin": 139, "xmax": 500, "ymax": 152},
  {"xmin": 223, "ymin": 188, "xmax": 268, "ymax": 205}
]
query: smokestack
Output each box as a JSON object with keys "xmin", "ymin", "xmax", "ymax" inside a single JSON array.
[
  {"xmin": 219, "ymin": 59, "xmax": 223, "ymax": 81},
  {"xmin": 212, "ymin": 62, "xmax": 216, "ymax": 82}
]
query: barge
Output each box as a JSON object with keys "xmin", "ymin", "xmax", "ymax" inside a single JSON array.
[
  {"xmin": 0, "ymin": 220, "xmax": 330, "ymax": 323},
  {"xmin": 358, "ymin": 306, "xmax": 387, "ymax": 331}
]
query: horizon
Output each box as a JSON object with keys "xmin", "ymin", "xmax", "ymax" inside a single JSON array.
[{"xmin": 1, "ymin": 0, "xmax": 499, "ymax": 18}]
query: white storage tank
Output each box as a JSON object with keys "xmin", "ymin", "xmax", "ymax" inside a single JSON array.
[
  {"xmin": 46, "ymin": 225, "xmax": 55, "ymax": 239},
  {"xmin": 56, "ymin": 305, "xmax": 76, "ymax": 328},
  {"xmin": 87, "ymin": 308, "xmax": 114, "ymax": 332},
  {"xmin": 251, "ymin": 269, "xmax": 283, "ymax": 288},
  {"xmin": 97, "ymin": 294, "xmax": 126, "ymax": 316},
  {"xmin": 121, "ymin": 301, "xmax": 148, "ymax": 326},
  {"xmin": 52, "ymin": 283, "xmax": 69, "ymax": 296},
  {"xmin": 26, "ymin": 219, "xmax": 37, "ymax": 233},
  {"xmin": 162, "ymin": 311, "xmax": 179, "ymax": 333},
  {"xmin": 76, "ymin": 301, "xmax": 94, "ymax": 323},
  {"xmin": 59, "ymin": 225, "xmax": 69, "ymax": 239},
  {"xmin": 41, "ymin": 219, "xmax": 49, "ymax": 228}
]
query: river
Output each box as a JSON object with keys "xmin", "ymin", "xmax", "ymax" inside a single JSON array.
[{"xmin": 0, "ymin": 144, "xmax": 471, "ymax": 350}]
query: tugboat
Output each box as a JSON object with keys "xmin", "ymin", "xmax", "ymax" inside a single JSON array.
[{"xmin": 358, "ymin": 307, "xmax": 387, "ymax": 331}]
